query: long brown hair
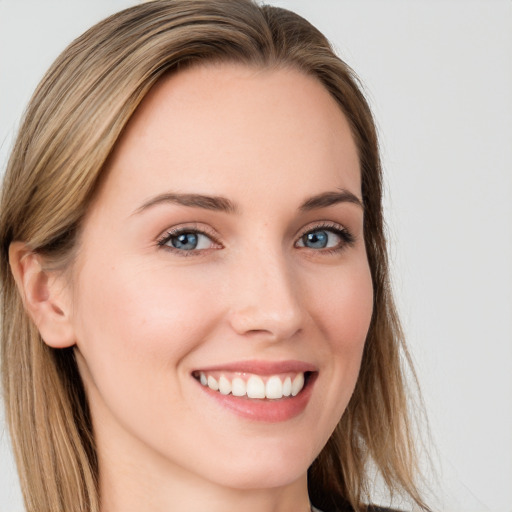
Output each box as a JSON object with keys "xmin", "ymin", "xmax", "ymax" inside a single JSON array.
[{"xmin": 0, "ymin": 1, "xmax": 429, "ymax": 511}]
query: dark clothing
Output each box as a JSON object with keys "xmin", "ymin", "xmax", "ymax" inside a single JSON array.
[{"xmin": 312, "ymin": 505, "xmax": 402, "ymax": 512}]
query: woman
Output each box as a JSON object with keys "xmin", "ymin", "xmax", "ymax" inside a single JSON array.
[{"xmin": 0, "ymin": 1, "xmax": 429, "ymax": 511}]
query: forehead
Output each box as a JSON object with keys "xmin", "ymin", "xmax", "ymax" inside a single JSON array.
[{"xmin": 96, "ymin": 63, "xmax": 361, "ymax": 213}]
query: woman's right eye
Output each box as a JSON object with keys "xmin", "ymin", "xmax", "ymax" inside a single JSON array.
[{"xmin": 157, "ymin": 229, "xmax": 218, "ymax": 253}]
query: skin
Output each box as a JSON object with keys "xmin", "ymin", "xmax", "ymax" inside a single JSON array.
[{"xmin": 12, "ymin": 64, "xmax": 374, "ymax": 512}]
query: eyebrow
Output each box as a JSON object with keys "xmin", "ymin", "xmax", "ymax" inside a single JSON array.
[
  {"xmin": 134, "ymin": 193, "xmax": 238, "ymax": 215},
  {"xmin": 299, "ymin": 190, "xmax": 363, "ymax": 211},
  {"xmin": 133, "ymin": 188, "xmax": 363, "ymax": 216}
]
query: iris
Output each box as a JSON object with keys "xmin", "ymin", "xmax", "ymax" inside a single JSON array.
[
  {"xmin": 171, "ymin": 232, "xmax": 199, "ymax": 250},
  {"xmin": 303, "ymin": 230, "xmax": 329, "ymax": 249}
]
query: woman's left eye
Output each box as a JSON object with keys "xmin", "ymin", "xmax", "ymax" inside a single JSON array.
[
  {"xmin": 295, "ymin": 226, "xmax": 354, "ymax": 251},
  {"xmin": 158, "ymin": 230, "xmax": 216, "ymax": 252}
]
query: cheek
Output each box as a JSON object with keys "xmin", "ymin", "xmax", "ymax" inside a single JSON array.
[
  {"xmin": 311, "ymin": 256, "xmax": 373, "ymax": 388},
  {"xmin": 72, "ymin": 258, "xmax": 222, "ymax": 389},
  {"xmin": 299, "ymin": 258, "xmax": 373, "ymax": 455},
  {"xmin": 71, "ymin": 258, "xmax": 228, "ymax": 450},
  {"xmin": 311, "ymin": 259, "xmax": 373, "ymax": 352}
]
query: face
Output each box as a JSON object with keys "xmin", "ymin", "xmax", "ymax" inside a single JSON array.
[{"xmin": 68, "ymin": 64, "xmax": 373, "ymax": 492}]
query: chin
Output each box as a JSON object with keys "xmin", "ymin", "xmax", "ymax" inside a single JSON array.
[
  {"xmin": 198, "ymin": 442, "xmax": 316, "ymax": 491},
  {"xmin": 212, "ymin": 465, "xmax": 307, "ymax": 491}
]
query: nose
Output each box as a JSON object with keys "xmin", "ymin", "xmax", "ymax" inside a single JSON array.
[{"xmin": 227, "ymin": 247, "xmax": 304, "ymax": 342}]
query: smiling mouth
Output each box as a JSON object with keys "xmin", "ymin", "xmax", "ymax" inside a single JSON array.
[{"xmin": 192, "ymin": 370, "xmax": 313, "ymax": 400}]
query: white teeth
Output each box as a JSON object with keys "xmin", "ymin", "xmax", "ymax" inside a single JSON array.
[
  {"xmin": 291, "ymin": 373, "xmax": 304, "ymax": 396},
  {"xmin": 231, "ymin": 377, "xmax": 246, "ymax": 397},
  {"xmin": 218, "ymin": 375, "xmax": 231, "ymax": 395},
  {"xmin": 198, "ymin": 371, "xmax": 307, "ymax": 399},
  {"xmin": 265, "ymin": 375, "xmax": 283, "ymax": 399},
  {"xmin": 282, "ymin": 376, "xmax": 292, "ymax": 397},
  {"xmin": 207, "ymin": 375, "xmax": 219, "ymax": 391},
  {"xmin": 246, "ymin": 375, "xmax": 266, "ymax": 399}
]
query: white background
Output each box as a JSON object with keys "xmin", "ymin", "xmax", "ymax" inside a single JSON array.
[{"xmin": 0, "ymin": 1, "xmax": 511, "ymax": 511}]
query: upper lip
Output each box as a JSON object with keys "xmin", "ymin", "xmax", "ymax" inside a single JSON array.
[{"xmin": 193, "ymin": 359, "xmax": 317, "ymax": 375}]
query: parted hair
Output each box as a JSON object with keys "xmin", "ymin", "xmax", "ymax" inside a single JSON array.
[{"xmin": 0, "ymin": 1, "xmax": 429, "ymax": 511}]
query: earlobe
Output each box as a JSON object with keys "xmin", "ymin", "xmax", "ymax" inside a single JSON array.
[{"xmin": 9, "ymin": 241, "xmax": 76, "ymax": 348}]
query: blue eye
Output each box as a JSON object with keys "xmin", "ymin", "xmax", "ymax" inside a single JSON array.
[
  {"xmin": 296, "ymin": 225, "xmax": 354, "ymax": 251},
  {"xmin": 171, "ymin": 232, "xmax": 199, "ymax": 250},
  {"xmin": 302, "ymin": 231, "xmax": 330, "ymax": 249},
  {"xmin": 158, "ymin": 230, "xmax": 215, "ymax": 251}
]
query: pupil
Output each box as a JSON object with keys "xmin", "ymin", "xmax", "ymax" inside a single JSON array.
[
  {"xmin": 306, "ymin": 231, "xmax": 328, "ymax": 248},
  {"xmin": 172, "ymin": 232, "xmax": 198, "ymax": 250}
]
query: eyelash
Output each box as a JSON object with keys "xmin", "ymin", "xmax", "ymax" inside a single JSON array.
[
  {"xmin": 156, "ymin": 222, "xmax": 355, "ymax": 256},
  {"xmin": 295, "ymin": 222, "xmax": 356, "ymax": 255},
  {"xmin": 157, "ymin": 224, "xmax": 221, "ymax": 256}
]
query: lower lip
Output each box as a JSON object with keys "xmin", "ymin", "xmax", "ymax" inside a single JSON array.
[{"xmin": 195, "ymin": 373, "xmax": 317, "ymax": 423}]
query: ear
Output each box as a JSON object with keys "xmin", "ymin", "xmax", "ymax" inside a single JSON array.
[{"xmin": 9, "ymin": 241, "xmax": 75, "ymax": 348}]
